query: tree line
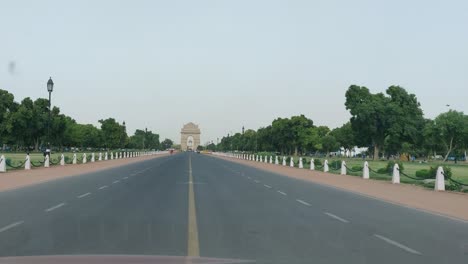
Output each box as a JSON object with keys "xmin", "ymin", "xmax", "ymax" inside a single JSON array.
[
  {"xmin": 214, "ymin": 85, "xmax": 468, "ymax": 161},
  {"xmin": 0, "ymin": 89, "xmax": 174, "ymax": 152}
]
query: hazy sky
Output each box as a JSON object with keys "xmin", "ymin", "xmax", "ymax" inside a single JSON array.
[{"xmin": 1, "ymin": 0, "xmax": 467, "ymax": 144}]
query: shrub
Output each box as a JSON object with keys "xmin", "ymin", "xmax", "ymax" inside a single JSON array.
[
  {"xmin": 314, "ymin": 159, "xmax": 322, "ymax": 166},
  {"xmin": 377, "ymin": 168, "xmax": 389, "ymax": 174},
  {"xmin": 414, "ymin": 166, "xmax": 452, "ymax": 180},
  {"xmin": 415, "ymin": 169, "xmax": 432, "ymax": 179},
  {"xmin": 430, "ymin": 166, "xmax": 452, "ymax": 179},
  {"xmin": 386, "ymin": 161, "xmax": 404, "ymax": 173},
  {"xmin": 329, "ymin": 160, "xmax": 341, "ymax": 169}
]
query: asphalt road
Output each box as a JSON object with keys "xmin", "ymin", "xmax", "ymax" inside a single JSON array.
[{"xmin": 0, "ymin": 152, "xmax": 467, "ymax": 263}]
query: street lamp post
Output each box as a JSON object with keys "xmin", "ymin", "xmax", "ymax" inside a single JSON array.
[{"xmin": 46, "ymin": 77, "xmax": 54, "ymax": 155}]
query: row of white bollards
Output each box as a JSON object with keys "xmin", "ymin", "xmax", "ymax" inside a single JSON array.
[
  {"xmin": 0, "ymin": 151, "xmax": 159, "ymax": 172},
  {"xmin": 229, "ymin": 153, "xmax": 447, "ymax": 191}
]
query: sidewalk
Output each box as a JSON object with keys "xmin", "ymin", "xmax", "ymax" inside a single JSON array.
[
  {"xmin": 214, "ymin": 155, "xmax": 468, "ymax": 222},
  {"xmin": 0, "ymin": 154, "xmax": 170, "ymax": 192}
]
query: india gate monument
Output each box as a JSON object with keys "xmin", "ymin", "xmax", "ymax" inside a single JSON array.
[{"xmin": 180, "ymin": 122, "xmax": 201, "ymax": 151}]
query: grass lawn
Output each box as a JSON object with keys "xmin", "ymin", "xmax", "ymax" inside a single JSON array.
[
  {"xmin": 252, "ymin": 152, "xmax": 468, "ymax": 190},
  {"xmin": 1, "ymin": 151, "xmax": 131, "ymax": 169}
]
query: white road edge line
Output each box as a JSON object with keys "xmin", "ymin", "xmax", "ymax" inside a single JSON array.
[
  {"xmin": 263, "ymin": 184, "xmax": 272, "ymax": 189},
  {"xmin": 277, "ymin": 191, "xmax": 287, "ymax": 196},
  {"xmin": 77, "ymin": 192, "xmax": 91, "ymax": 199},
  {"xmin": 123, "ymin": 177, "xmax": 128, "ymax": 180},
  {"xmin": 254, "ymin": 180, "xmax": 260, "ymax": 183},
  {"xmin": 45, "ymin": 203, "xmax": 66, "ymax": 212},
  {"xmin": 0, "ymin": 221, "xmax": 24, "ymax": 233},
  {"xmin": 324, "ymin": 212, "xmax": 349, "ymax": 223},
  {"xmin": 98, "ymin": 185, "xmax": 108, "ymax": 190},
  {"xmin": 374, "ymin": 234, "xmax": 422, "ymax": 255},
  {"xmin": 113, "ymin": 180, "xmax": 120, "ymax": 184},
  {"xmin": 296, "ymin": 199, "xmax": 311, "ymax": 206}
]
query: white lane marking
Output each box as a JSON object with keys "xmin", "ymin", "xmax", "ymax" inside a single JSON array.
[
  {"xmin": 113, "ymin": 180, "xmax": 120, "ymax": 184},
  {"xmin": 98, "ymin": 185, "xmax": 108, "ymax": 190},
  {"xmin": 263, "ymin": 184, "xmax": 272, "ymax": 189},
  {"xmin": 324, "ymin": 212, "xmax": 349, "ymax": 223},
  {"xmin": 123, "ymin": 177, "xmax": 128, "ymax": 180},
  {"xmin": 374, "ymin": 234, "xmax": 422, "ymax": 255},
  {"xmin": 0, "ymin": 221, "xmax": 24, "ymax": 233},
  {"xmin": 45, "ymin": 203, "xmax": 66, "ymax": 212},
  {"xmin": 296, "ymin": 199, "xmax": 311, "ymax": 206},
  {"xmin": 77, "ymin": 192, "xmax": 91, "ymax": 199},
  {"xmin": 254, "ymin": 180, "xmax": 260, "ymax": 183},
  {"xmin": 277, "ymin": 190, "xmax": 287, "ymax": 196}
]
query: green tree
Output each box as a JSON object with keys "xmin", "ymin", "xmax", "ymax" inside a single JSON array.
[
  {"xmin": 99, "ymin": 118, "xmax": 127, "ymax": 149},
  {"xmin": 160, "ymin": 138, "xmax": 174, "ymax": 150},
  {"xmin": 322, "ymin": 135, "xmax": 339, "ymax": 156},
  {"xmin": 0, "ymin": 90, "xmax": 16, "ymax": 148},
  {"xmin": 345, "ymin": 85, "xmax": 424, "ymax": 160},
  {"xmin": 430, "ymin": 110, "xmax": 468, "ymax": 161},
  {"xmin": 331, "ymin": 122, "xmax": 355, "ymax": 152}
]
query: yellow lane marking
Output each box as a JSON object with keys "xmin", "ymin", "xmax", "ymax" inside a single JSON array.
[{"xmin": 187, "ymin": 154, "xmax": 200, "ymax": 257}]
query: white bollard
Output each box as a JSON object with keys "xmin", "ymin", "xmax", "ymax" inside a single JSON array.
[
  {"xmin": 282, "ymin": 156, "xmax": 286, "ymax": 166},
  {"xmin": 99, "ymin": 152, "xmax": 102, "ymax": 161},
  {"xmin": 299, "ymin": 157, "xmax": 303, "ymax": 169},
  {"xmin": 310, "ymin": 158, "xmax": 315, "ymax": 170},
  {"xmin": 60, "ymin": 154, "xmax": 65, "ymax": 166},
  {"xmin": 435, "ymin": 166, "xmax": 445, "ymax": 191},
  {"xmin": 0, "ymin": 155, "xmax": 6, "ymax": 172},
  {"xmin": 73, "ymin": 154, "xmax": 77, "ymax": 164},
  {"xmin": 25, "ymin": 155, "xmax": 31, "ymax": 170},
  {"xmin": 392, "ymin": 164, "xmax": 400, "ymax": 184},
  {"xmin": 324, "ymin": 160, "xmax": 329, "ymax": 172},
  {"xmin": 270, "ymin": 156, "xmax": 273, "ymax": 164},
  {"xmin": 256, "ymin": 155, "xmax": 259, "ymax": 162},
  {"xmin": 341, "ymin": 161, "xmax": 346, "ymax": 175},
  {"xmin": 105, "ymin": 152, "xmax": 108, "ymax": 160},
  {"xmin": 260, "ymin": 156, "xmax": 263, "ymax": 162},
  {"xmin": 290, "ymin": 157, "xmax": 294, "ymax": 167},
  {"xmin": 275, "ymin": 156, "xmax": 279, "ymax": 165},
  {"xmin": 83, "ymin": 153, "xmax": 87, "ymax": 164},
  {"xmin": 44, "ymin": 154, "xmax": 50, "ymax": 168},
  {"xmin": 264, "ymin": 156, "xmax": 268, "ymax": 163},
  {"xmin": 363, "ymin": 161, "xmax": 369, "ymax": 179},
  {"xmin": 111, "ymin": 152, "xmax": 114, "ymax": 160},
  {"xmin": 91, "ymin": 153, "xmax": 95, "ymax": 162}
]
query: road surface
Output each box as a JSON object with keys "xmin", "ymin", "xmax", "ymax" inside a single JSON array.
[{"xmin": 0, "ymin": 152, "xmax": 466, "ymax": 263}]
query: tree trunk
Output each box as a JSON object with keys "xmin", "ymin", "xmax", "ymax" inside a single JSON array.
[
  {"xmin": 373, "ymin": 144, "xmax": 379, "ymax": 161},
  {"xmin": 294, "ymin": 146, "xmax": 298, "ymax": 156},
  {"xmin": 443, "ymin": 137, "xmax": 454, "ymax": 162}
]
